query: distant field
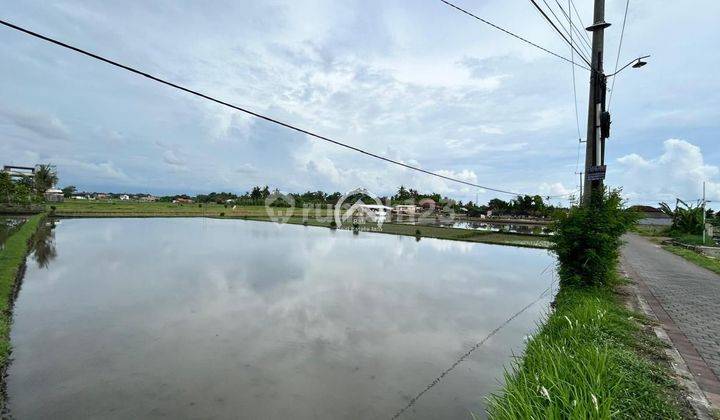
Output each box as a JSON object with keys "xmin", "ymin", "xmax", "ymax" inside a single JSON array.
[
  {"xmin": 52, "ymin": 201, "xmax": 551, "ymax": 249},
  {"xmin": 53, "ymin": 200, "xmax": 275, "ymax": 216}
]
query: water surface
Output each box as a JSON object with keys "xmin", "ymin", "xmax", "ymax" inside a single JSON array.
[{"xmin": 7, "ymin": 218, "xmax": 554, "ymax": 419}]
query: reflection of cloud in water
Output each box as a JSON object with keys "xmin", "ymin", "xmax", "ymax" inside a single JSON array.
[
  {"xmin": 10, "ymin": 218, "xmax": 555, "ymax": 420},
  {"xmin": 424, "ymin": 237, "xmax": 474, "ymax": 253}
]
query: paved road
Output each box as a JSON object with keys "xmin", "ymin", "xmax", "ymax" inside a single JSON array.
[{"xmin": 622, "ymin": 234, "xmax": 720, "ymax": 393}]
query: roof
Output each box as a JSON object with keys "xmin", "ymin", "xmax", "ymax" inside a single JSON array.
[
  {"xmin": 45, "ymin": 188, "xmax": 63, "ymax": 194},
  {"xmin": 629, "ymin": 205, "xmax": 663, "ymax": 213}
]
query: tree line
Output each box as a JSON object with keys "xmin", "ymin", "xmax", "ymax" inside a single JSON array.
[{"xmin": 193, "ymin": 185, "xmax": 564, "ymax": 218}]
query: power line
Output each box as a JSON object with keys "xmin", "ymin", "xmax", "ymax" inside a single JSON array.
[
  {"xmin": 0, "ymin": 18, "xmax": 572, "ymax": 198},
  {"xmin": 540, "ymin": 0, "xmax": 591, "ymax": 62},
  {"xmin": 608, "ymin": 0, "xmax": 630, "ymax": 110},
  {"xmin": 390, "ymin": 277, "xmax": 555, "ymax": 419},
  {"xmin": 528, "ymin": 0, "xmax": 593, "ymax": 68},
  {"xmin": 439, "ymin": 0, "xmax": 590, "ymax": 71},
  {"xmin": 553, "ymin": 0, "xmax": 593, "ymax": 54},
  {"xmin": 567, "ymin": 0, "xmax": 583, "ymax": 144},
  {"xmin": 568, "ymin": 0, "xmax": 593, "ymax": 45},
  {"xmin": 568, "ymin": 0, "xmax": 583, "ymax": 201}
]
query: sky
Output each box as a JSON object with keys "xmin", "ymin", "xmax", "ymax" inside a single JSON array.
[{"xmin": 1, "ymin": 0, "xmax": 718, "ymax": 207}]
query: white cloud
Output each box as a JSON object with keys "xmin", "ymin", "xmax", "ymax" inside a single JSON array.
[
  {"xmin": 0, "ymin": 105, "xmax": 70, "ymax": 140},
  {"xmin": 162, "ymin": 150, "xmax": 186, "ymax": 167},
  {"xmin": 614, "ymin": 139, "xmax": 720, "ymax": 204},
  {"xmin": 1, "ymin": 0, "xmax": 718, "ymax": 200},
  {"xmin": 538, "ymin": 182, "xmax": 574, "ymax": 197}
]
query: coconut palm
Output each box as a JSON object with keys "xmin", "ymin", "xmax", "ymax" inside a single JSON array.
[{"xmin": 33, "ymin": 164, "xmax": 58, "ymax": 197}]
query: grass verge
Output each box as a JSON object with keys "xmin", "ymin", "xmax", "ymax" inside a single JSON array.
[
  {"xmin": 487, "ymin": 282, "xmax": 687, "ymax": 419},
  {"xmin": 663, "ymin": 245, "xmax": 720, "ymax": 276},
  {"xmin": 0, "ymin": 213, "xmax": 44, "ymax": 368}
]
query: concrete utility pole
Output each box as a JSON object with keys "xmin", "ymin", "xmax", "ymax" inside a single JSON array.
[
  {"xmin": 582, "ymin": 0, "xmax": 610, "ymax": 204},
  {"xmin": 702, "ymin": 181, "xmax": 707, "ymax": 244}
]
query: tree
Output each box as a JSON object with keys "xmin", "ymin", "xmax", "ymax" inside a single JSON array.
[
  {"xmin": 61, "ymin": 185, "xmax": 76, "ymax": 198},
  {"xmin": 34, "ymin": 164, "xmax": 58, "ymax": 197},
  {"xmin": 0, "ymin": 172, "xmax": 13, "ymax": 203},
  {"xmin": 488, "ymin": 198, "xmax": 510, "ymax": 214},
  {"xmin": 250, "ymin": 186, "xmax": 263, "ymax": 200},
  {"xmin": 393, "ymin": 185, "xmax": 412, "ymax": 202}
]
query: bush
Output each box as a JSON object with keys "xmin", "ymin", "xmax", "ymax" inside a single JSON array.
[
  {"xmin": 551, "ymin": 189, "xmax": 638, "ymax": 286},
  {"xmin": 415, "ymin": 229, "xmax": 422, "ymax": 236},
  {"xmin": 329, "ymin": 221, "xmax": 337, "ymax": 229},
  {"xmin": 219, "ymin": 212, "xmax": 225, "ymax": 217}
]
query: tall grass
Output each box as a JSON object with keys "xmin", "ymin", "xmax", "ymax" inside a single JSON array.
[
  {"xmin": 0, "ymin": 214, "xmax": 43, "ymax": 367},
  {"xmin": 487, "ymin": 285, "xmax": 683, "ymax": 419}
]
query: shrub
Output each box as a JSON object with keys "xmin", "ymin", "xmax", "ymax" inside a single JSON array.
[
  {"xmin": 219, "ymin": 212, "xmax": 225, "ymax": 217},
  {"xmin": 551, "ymin": 189, "xmax": 638, "ymax": 286},
  {"xmin": 329, "ymin": 221, "xmax": 337, "ymax": 229},
  {"xmin": 415, "ymin": 229, "xmax": 422, "ymax": 236}
]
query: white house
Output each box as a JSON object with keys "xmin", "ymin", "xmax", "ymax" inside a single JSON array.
[
  {"xmin": 393, "ymin": 204, "xmax": 417, "ymax": 215},
  {"xmin": 44, "ymin": 188, "xmax": 64, "ymax": 202},
  {"xmin": 119, "ymin": 194, "xmax": 130, "ymax": 201}
]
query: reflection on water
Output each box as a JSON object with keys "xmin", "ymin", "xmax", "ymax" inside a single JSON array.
[
  {"xmin": 7, "ymin": 218, "xmax": 554, "ymax": 419},
  {"xmin": 394, "ymin": 217, "xmax": 552, "ymax": 236},
  {"xmin": 30, "ymin": 220, "xmax": 57, "ymax": 268}
]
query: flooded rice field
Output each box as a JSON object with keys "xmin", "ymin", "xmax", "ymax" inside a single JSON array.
[
  {"xmin": 392, "ymin": 217, "xmax": 552, "ymax": 236},
  {"xmin": 7, "ymin": 218, "xmax": 555, "ymax": 419}
]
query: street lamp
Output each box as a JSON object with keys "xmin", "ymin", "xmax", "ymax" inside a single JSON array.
[
  {"xmin": 607, "ymin": 55, "xmax": 651, "ymax": 77},
  {"xmin": 632, "ymin": 58, "xmax": 648, "ymax": 68}
]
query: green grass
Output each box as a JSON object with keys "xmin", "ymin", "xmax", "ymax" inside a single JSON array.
[
  {"xmin": 0, "ymin": 213, "xmax": 44, "ymax": 368},
  {"xmin": 671, "ymin": 233, "xmax": 716, "ymax": 247},
  {"xmin": 663, "ymin": 245, "xmax": 720, "ymax": 276},
  {"xmin": 632, "ymin": 224, "xmax": 671, "ymax": 237},
  {"xmin": 487, "ymin": 283, "xmax": 685, "ymax": 419},
  {"xmin": 52, "ymin": 201, "xmax": 552, "ymax": 249}
]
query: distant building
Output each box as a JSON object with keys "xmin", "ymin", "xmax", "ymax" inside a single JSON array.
[
  {"xmin": 44, "ymin": 188, "xmax": 64, "ymax": 202},
  {"xmin": 393, "ymin": 204, "xmax": 417, "ymax": 215},
  {"xmin": 418, "ymin": 198, "xmax": 437, "ymax": 210},
  {"xmin": 138, "ymin": 195, "xmax": 157, "ymax": 202},
  {"xmin": 96, "ymin": 193, "xmax": 109, "ymax": 200},
  {"xmin": 173, "ymin": 197, "xmax": 193, "ymax": 204},
  {"xmin": 72, "ymin": 195, "xmax": 87, "ymax": 200},
  {"xmin": 630, "ymin": 205, "xmax": 672, "ymax": 226},
  {"xmin": 2, "ymin": 165, "xmax": 35, "ymax": 179},
  {"xmin": 119, "ymin": 194, "xmax": 130, "ymax": 201}
]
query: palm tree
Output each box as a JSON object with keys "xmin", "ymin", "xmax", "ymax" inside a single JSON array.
[{"xmin": 33, "ymin": 164, "xmax": 58, "ymax": 197}]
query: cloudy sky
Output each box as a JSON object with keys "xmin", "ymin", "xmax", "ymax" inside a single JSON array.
[{"xmin": 1, "ymin": 0, "xmax": 718, "ymax": 206}]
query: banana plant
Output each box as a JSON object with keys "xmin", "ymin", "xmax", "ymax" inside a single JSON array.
[{"xmin": 659, "ymin": 199, "xmax": 704, "ymax": 235}]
